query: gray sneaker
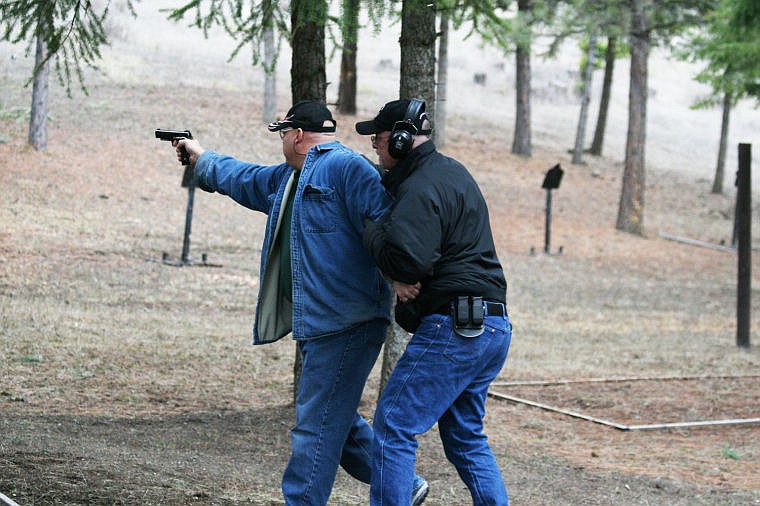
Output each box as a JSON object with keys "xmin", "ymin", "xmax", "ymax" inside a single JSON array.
[{"xmin": 412, "ymin": 476, "xmax": 429, "ymax": 506}]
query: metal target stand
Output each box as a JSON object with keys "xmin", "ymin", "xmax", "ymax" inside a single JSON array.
[
  {"xmin": 531, "ymin": 164, "xmax": 564, "ymax": 256},
  {"xmin": 160, "ymin": 166, "xmax": 221, "ymax": 268},
  {"xmin": 152, "ymin": 128, "xmax": 221, "ymax": 268}
]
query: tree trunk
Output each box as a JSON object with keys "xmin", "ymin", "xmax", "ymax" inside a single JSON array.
[
  {"xmin": 289, "ymin": 0, "xmax": 328, "ymax": 402},
  {"xmin": 512, "ymin": 0, "xmax": 532, "ymax": 157},
  {"xmin": 399, "ymin": 1, "xmax": 437, "ymax": 111},
  {"xmin": 435, "ymin": 12, "xmax": 449, "ymax": 148},
  {"xmin": 379, "ymin": 0, "xmax": 437, "ymax": 396},
  {"xmin": 616, "ymin": 0, "xmax": 649, "ymax": 235},
  {"xmin": 263, "ymin": 13, "xmax": 276, "ymax": 123},
  {"xmin": 338, "ymin": 0, "xmax": 359, "ymax": 114},
  {"xmin": 29, "ymin": 27, "xmax": 50, "ymax": 151},
  {"xmin": 293, "ymin": 344, "xmax": 302, "ymax": 404},
  {"xmin": 290, "ymin": 0, "xmax": 327, "ymax": 103},
  {"xmin": 590, "ymin": 36, "xmax": 616, "ymax": 156},
  {"xmin": 712, "ymin": 91, "xmax": 731, "ymax": 194},
  {"xmin": 379, "ymin": 297, "xmax": 409, "ymax": 394},
  {"xmin": 572, "ymin": 34, "xmax": 597, "ymax": 164}
]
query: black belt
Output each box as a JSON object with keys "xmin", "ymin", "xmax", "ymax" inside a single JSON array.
[
  {"xmin": 484, "ymin": 300, "xmax": 507, "ymax": 317},
  {"xmin": 432, "ymin": 298, "xmax": 506, "ymax": 317}
]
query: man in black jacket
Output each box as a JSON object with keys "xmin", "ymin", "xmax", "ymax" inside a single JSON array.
[{"xmin": 358, "ymin": 98, "xmax": 512, "ymax": 506}]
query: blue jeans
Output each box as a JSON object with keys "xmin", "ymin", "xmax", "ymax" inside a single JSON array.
[
  {"xmin": 282, "ymin": 319, "xmax": 386, "ymax": 505},
  {"xmin": 371, "ymin": 312, "xmax": 512, "ymax": 506}
]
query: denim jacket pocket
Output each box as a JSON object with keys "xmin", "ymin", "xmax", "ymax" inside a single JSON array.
[
  {"xmin": 302, "ymin": 185, "xmax": 338, "ymax": 233},
  {"xmin": 303, "ymin": 184, "xmax": 336, "ymax": 201}
]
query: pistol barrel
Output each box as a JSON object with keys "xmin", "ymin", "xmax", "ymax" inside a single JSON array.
[{"xmin": 155, "ymin": 128, "xmax": 193, "ymax": 141}]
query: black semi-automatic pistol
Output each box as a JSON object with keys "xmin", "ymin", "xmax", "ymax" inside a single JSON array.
[{"xmin": 155, "ymin": 128, "xmax": 193, "ymax": 165}]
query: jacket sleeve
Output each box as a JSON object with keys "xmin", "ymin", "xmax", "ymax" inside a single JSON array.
[
  {"xmin": 339, "ymin": 153, "xmax": 394, "ymax": 235},
  {"xmin": 363, "ymin": 187, "xmax": 442, "ymax": 284},
  {"xmin": 195, "ymin": 151, "xmax": 286, "ymax": 213}
]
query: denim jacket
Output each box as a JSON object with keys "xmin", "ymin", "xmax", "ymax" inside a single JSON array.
[{"xmin": 195, "ymin": 141, "xmax": 393, "ymax": 344}]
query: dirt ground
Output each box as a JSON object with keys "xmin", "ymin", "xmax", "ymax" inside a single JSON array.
[{"xmin": 2, "ymin": 4, "xmax": 760, "ymax": 505}]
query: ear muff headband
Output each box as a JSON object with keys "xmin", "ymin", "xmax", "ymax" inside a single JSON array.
[{"xmin": 388, "ymin": 98, "xmax": 425, "ymax": 159}]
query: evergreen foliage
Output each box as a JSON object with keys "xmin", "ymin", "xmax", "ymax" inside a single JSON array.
[
  {"xmin": 166, "ymin": 0, "xmax": 287, "ymax": 72},
  {"xmin": 680, "ymin": 0, "xmax": 760, "ymax": 108},
  {"xmin": 0, "ymin": 0, "xmax": 137, "ymax": 96}
]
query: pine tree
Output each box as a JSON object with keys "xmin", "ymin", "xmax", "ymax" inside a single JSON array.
[
  {"xmin": 166, "ymin": 0, "xmax": 288, "ymax": 119},
  {"xmin": 677, "ymin": 0, "xmax": 760, "ymax": 193},
  {"xmin": 615, "ymin": 0, "xmax": 716, "ymax": 235},
  {"xmin": 1, "ymin": 0, "xmax": 131, "ymax": 150}
]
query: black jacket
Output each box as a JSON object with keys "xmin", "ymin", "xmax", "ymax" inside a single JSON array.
[{"xmin": 364, "ymin": 141, "xmax": 506, "ymax": 317}]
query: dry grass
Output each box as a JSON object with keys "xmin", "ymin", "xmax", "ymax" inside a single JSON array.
[{"xmin": 2, "ymin": 7, "xmax": 760, "ymax": 504}]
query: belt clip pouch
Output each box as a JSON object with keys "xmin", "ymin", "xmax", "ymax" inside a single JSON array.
[{"xmin": 454, "ymin": 296, "xmax": 485, "ymax": 338}]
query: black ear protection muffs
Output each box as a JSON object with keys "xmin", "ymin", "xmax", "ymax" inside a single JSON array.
[{"xmin": 388, "ymin": 98, "xmax": 426, "ymax": 159}]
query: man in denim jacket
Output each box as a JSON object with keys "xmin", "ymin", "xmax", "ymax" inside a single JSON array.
[{"xmin": 173, "ymin": 101, "xmax": 428, "ymax": 505}]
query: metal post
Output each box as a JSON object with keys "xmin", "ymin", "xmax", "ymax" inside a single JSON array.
[
  {"xmin": 544, "ymin": 189, "xmax": 552, "ymax": 254},
  {"xmin": 732, "ymin": 194, "xmax": 739, "ymax": 248},
  {"xmin": 736, "ymin": 143, "xmax": 751, "ymax": 348},
  {"xmin": 732, "ymin": 170, "xmax": 739, "ymax": 247},
  {"xmin": 180, "ymin": 177, "xmax": 195, "ymax": 264}
]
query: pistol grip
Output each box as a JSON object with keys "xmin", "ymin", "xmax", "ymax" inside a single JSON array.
[{"xmin": 180, "ymin": 146, "xmax": 190, "ymax": 166}]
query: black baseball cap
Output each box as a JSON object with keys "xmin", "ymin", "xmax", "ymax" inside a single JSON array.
[
  {"xmin": 268, "ymin": 101, "xmax": 337, "ymax": 133},
  {"xmin": 355, "ymin": 98, "xmax": 431, "ymax": 135}
]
